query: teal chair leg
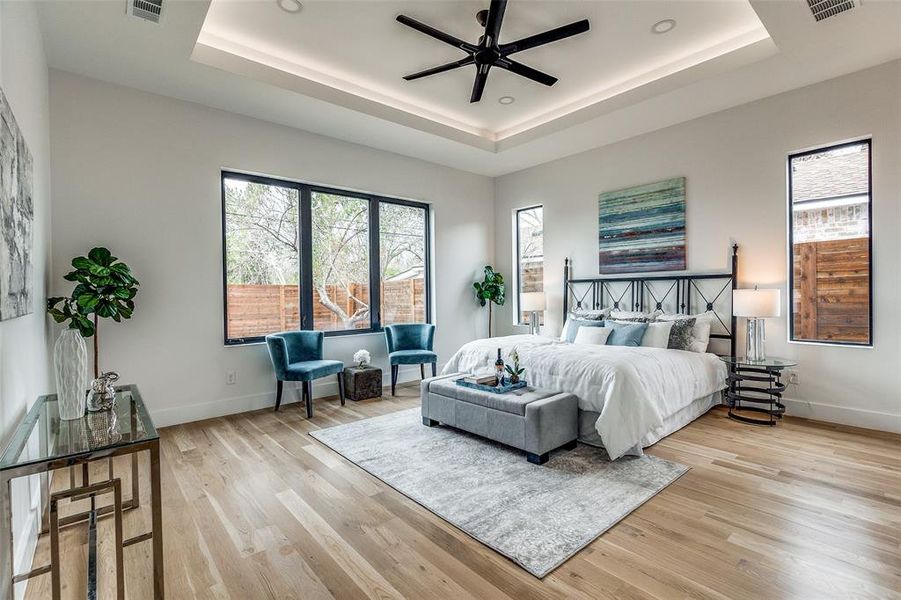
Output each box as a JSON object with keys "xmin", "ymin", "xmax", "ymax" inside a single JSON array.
[
  {"xmin": 336, "ymin": 373, "xmax": 346, "ymax": 405},
  {"xmin": 274, "ymin": 380, "xmax": 284, "ymax": 412}
]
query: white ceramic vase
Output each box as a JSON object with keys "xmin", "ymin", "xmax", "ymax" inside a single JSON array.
[{"xmin": 54, "ymin": 328, "xmax": 88, "ymax": 420}]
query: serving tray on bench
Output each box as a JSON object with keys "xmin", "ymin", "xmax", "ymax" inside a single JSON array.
[{"xmin": 455, "ymin": 379, "xmax": 528, "ymax": 394}]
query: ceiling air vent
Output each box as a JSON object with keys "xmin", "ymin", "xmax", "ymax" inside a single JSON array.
[
  {"xmin": 127, "ymin": 0, "xmax": 163, "ymax": 23},
  {"xmin": 806, "ymin": 0, "xmax": 858, "ymax": 22}
]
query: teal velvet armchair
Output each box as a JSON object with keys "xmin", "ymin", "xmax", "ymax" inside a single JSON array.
[
  {"xmin": 266, "ymin": 330, "xmax": 344, "ymax": 417},
  {"xmin": 385, "ymin": 323, "xmax": 436, "ymax": 395}
]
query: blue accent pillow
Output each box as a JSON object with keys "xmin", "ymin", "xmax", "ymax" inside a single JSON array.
[
  {"xmin": 563, "ymin": 319, "xmax": 607, "ymax": 343},
  {"xmin": 604, "ymin": 321, "xmax": 648, "ymax": 347}
]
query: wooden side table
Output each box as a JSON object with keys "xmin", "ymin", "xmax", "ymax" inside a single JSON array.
[
  {"xmin": 721, "ymin": 357, "xmax": 796, "ymax": 426},
  {"xmin": 343, "ymin": 366, "xmax": 383, "ymax": 401}
]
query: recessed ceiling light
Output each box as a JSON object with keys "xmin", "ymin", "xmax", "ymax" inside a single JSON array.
[
  {"xmin": 277, "ymin": 0, "xmax": 302, "ymax": 14},
  {"xmin": 651, "ymin": 19, "xmax": 676, "ymax": 34},
  {"xmin": 498, "ymin": 96, "xmax": 515, "ymax": 105}
]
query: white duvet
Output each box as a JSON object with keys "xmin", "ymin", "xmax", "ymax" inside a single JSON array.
[{"xmin": 442, "ymin": 335, "xmax": 727, "ymax": 460}]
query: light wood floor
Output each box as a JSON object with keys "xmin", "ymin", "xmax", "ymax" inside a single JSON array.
[{"xmin": 24, "ymin": 385, "xmax": 901, "ymax": 599}]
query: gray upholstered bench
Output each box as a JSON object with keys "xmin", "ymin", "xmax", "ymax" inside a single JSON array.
[{"xmin": 421, "ymin": 373, "xmax": 579, "ymax": 464}]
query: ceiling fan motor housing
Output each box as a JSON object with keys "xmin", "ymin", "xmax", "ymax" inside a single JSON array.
[{"xmin": 397, "ymin": 0, "xmax": 590, "ymax": 103}]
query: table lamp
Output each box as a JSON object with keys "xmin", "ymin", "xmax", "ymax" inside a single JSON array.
[
  {"xmin": 733, "ymin": 286, "xmax": 781, "ymax": 361},
  {"xmin": 521, "ymin": 292, "xmax": 546, "ymax": 336}
]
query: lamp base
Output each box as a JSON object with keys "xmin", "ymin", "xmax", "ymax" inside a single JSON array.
[
  {"xmin": 528, "ymin": 311, "xmax": 541, "ymax": 336},
  {"xmin": 746, "ymin": 318, "xmax": 766, "ymax": 362}
]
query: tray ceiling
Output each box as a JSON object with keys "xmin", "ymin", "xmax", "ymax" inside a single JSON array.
[{"xmin": 196, "ymin": 0, "xmax": 770, "ymax": 143}]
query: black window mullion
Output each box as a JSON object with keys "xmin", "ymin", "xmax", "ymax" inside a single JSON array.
[
  {"xmin": 370, "ymin": 198, "xmax": 381, "ymax": 331},
  {"xmin": 424, "ymin": 204, "xmax": 432, "ymax": 324},
  {"xmin": 299, "ymin": 185, "xmax": 314, "ymax": 330}
]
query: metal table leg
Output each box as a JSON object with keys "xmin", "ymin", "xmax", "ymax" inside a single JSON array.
[{"xmin": 150, "ymin": 441, "xmax": 164, "ymax": 598}]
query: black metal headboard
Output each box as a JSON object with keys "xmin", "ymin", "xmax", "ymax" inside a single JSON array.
[{"xmin": 563, "ymin": 244, "xmax": 738, "ymax": 357}]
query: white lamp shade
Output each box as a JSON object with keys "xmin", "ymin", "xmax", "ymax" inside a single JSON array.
[
  {"xmin": 733, "ymin": 288, "xmax": 781, "ymax": 318},
  {"xmin": 520, "ymin": 292, "xmax": 547, "ymax": 312}
]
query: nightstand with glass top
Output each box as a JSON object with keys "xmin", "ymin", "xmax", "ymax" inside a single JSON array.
[{"xmin": 720, "ymin": 356, "xmax": 797, "ymax": 426}]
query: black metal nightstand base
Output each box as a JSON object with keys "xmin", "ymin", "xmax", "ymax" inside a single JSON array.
[
  {"xmin": 728, "ymin": 402, "xmax": 786, "ymax": 426},
  {"xmin": 725, "ymin": 366, "xmax": 788, "ymax": 426}
]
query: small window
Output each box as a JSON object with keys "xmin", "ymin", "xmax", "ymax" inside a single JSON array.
[
  {"xmin": 516, "ymin": 206, "xmax": 544, "ymax": 325},
  {"xmin": 789, "ymin": 139, "xmax": 872, "ymax": 346},
  {"xmin": 379, "ymin": 202, "xmax": 429, "ymax": 326},
  {"xmin": 223, "ymin": 177, "xmax": 300, "ymax": 341},
  {"xmin": 311, "ymin": 191, "xmax": 371, "ymax": 332}
]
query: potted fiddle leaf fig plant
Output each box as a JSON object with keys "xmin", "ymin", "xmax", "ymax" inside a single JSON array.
[
  {"xmin": 473, "ymin": 265, "xmax": 505, "ymax": 337},
  {"xmin": 48, "ymin": 247, "xmax": 140, "ymax": 379}
]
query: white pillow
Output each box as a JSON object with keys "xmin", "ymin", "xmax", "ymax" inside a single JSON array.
[
  {"xmin": 689, "ymin": 319, "xmax": 713, "ymax": 353},
  {"xmin": 640, "ymin": 321, "xmax": 674, "ymax": 349},
  {"xmin": 657, "ymin": 312, "xmax": 715, "ymax": 353},
  {"xmin": 560, "ymin": 311, "xmax": 604, "ymax": 341},
  {"xmin": 573, "ymin": 326, "xmax": 612, "ymax": 346}
]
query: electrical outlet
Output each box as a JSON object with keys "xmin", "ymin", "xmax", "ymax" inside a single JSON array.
[
  {"xmin": 226, "ymin": 369, "xmax": 237, "ymax": 385},
  {"xmin": 787, "ymin": 371, "xmax": 799, "ymax": 385}
]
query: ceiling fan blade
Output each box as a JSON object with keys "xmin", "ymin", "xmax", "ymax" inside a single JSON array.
[
  {"xmin": 496, "ymin": 59, "xmax": 557, "ymax": 86},
  {"xmin": 403, "ymin": 56, "xmax": 475, "ymax": 81},
  {"xmin": 396, "ymin": 15, "xmax": 477, "ymax": 53},
  {"xmin": 482, "ymin": 0, "xmax": 508, "ymax": 46},
  {"xmin": 470, "ymin": 64, "xmax": 491, "ymax": 103},
  {"xmin": 500, "ymin": 19, "xmax": 589, "ymax": 55}
]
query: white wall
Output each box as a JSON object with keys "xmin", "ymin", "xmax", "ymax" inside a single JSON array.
[
  {"xmin": 49, "ymin": 70, "xmax": 494, "ymax": 427},
  {"xmin": 495, "ymin": 60, "xmax": 901, "ymax": 433},
  {"xmin": 0, "ymin": 2, "xmax": 52, "ymax": 597}
]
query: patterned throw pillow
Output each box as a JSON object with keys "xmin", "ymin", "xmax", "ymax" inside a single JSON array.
[
  {"xmin": 607, "ymin": 316, "xmax": 652, "ymax": 323},
  {"xmin": 666, "ymin": 318, "xmax": 696, "ymax": 351},
  {"xmin": 609, "ymin": 309, "xmax": 662, "ymax": 322},
  {"xmin": 568, "ymin": 309, "xmax": 608, "ymax": 321}
]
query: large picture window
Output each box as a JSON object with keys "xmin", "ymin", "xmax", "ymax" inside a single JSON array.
[
  {"xmin": 515, "ymin": 206, "xmax": 544, "ymax": 325},
  {"xmin": 222, "ymin": 172, "xmax": 430, "ymax": 344},
  {"xmin": 788, "ymin": 139, "xmax": 872, "ymax": 346}
]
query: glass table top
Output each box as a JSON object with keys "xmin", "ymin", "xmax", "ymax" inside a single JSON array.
[
  {"xmin": 720, "ymin": 356, "xmax": 798, "ymax": 368},
  {"xmin": 0, "ymin": 385, "xmax": 157, "ymax": 472}
]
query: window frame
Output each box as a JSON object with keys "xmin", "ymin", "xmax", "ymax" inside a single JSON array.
[
  {"xmin": 221, "ymin": 170, "xmax": 431, "ymax": 345},
  {"xmin": 514, "ymin": 204, "xmax": 544, "ymax": 327},
  {"xmin": 787, "ymin": 138, "xmax": 873, "ymax": 347}
]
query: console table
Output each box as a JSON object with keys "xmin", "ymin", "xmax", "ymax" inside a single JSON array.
[
  {"xmin": 721, "ymin": 357, "xmax": 796, "ymax": 426},
  {"xmin": 0, "ymin": 385, "xmax": 164, "ymax": 599}
]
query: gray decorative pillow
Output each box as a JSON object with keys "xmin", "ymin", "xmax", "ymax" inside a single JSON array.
[{"xmin": 666, "ymin": 318, "xmax": 696, "ymax": 351}]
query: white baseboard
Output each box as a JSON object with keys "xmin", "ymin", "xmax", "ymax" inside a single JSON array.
[
  {"xmin": 13, "ymin": 503, "xmax": 39, "ymax": 600},
  {"xmin": 151, "ymin": 364, "xmax": 433, "ymax": 428},
  {"xmin": 782, "ymin": 397, "xmax": 901, "ymax": 434}
]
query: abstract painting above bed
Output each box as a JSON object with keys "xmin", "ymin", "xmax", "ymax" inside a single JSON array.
[{"xmin": 598, "ymin": 177, "xmax": 685, "ymax": 274}]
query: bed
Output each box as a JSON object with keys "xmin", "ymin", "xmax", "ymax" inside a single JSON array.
[{"xmin": 442, "ymin": 245, "xmax": 739, "ymax": 460}]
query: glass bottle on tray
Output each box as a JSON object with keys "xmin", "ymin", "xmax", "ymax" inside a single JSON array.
[{"xmin": 495, "ymin": 349, "xmax": 505, "ymax": 386}]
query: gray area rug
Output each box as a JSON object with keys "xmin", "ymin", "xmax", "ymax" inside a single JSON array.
[{"xmin": 310, "ymin": 408, "xmax": 688, "ymax": 578}]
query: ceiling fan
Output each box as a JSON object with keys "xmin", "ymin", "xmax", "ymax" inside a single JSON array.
[{"xmin": 397, "ymin": 0, "xmax": 590, "ymax": 103}]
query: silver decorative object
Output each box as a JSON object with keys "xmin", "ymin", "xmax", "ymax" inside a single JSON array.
[
  {"xmin": 87, "ymin": 371, "xmax": 120, "ymax": 412},
  {"xmin": 86, "ymin": 407, "xmax": 121, "ymax": 447},
  {"xmin": 53, "ymin": 329, "xmax": 88, "ymax": 420}
]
